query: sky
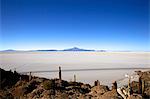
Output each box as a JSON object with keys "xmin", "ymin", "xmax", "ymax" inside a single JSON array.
[{"xmin": 1, "ymin": 0, "xmax": 149, "ymax": 51}]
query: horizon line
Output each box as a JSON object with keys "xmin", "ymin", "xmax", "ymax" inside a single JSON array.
[{"xmin": 0, "ymin": 48, "xmax": 149, "ymax": 52}]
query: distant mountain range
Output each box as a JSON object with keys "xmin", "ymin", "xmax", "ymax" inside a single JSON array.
[
  {"xmin": 36, "ymin": 49, "xmax": 58, "ymax": 51},
  {"xmin": 36, "ymin": 47, "xmax": 96, "ymax": 52},
  {"xmin": 1, "ymin": 48, "xmax": 149, "ymax": 52},
  {"xmin": 0, "ymin": 49, "xmax": 17, "ymax": 52},
  {"xmin": 62, "ymin": 47, "xmax": 95, "ymax": 51},
  {"xmin": 1, "ymin": 47, "xmax": 106, "ymax": 52}
]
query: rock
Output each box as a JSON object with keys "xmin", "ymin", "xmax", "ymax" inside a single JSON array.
[
  {"xmin": 128, "ymin": 94, "xmax": 142, "ymax": 99},
  {"xmin": 1, "ymin": 68, "xmax": 150, "ymax": 99},
  {"xmin": 15, "ymin": 80, "xmax": 27, "ymax": 87},
  {"xmin": 27, "ymin": 85, "xmax": 45, "ymax": 98},
  {"xmin": 131, "ymin": 81, "xmax": 139, "ymax": 93},
  {"xmin": 55, "ymin": 92, "xmax": 69, "ymax": 99},
  {"xmin": 136, "ymin": 70, "xmax": 150, "ymax": 98},
  {"xmin": 0, "ymin": 68, "xmax": 20, "ymax": 89},
  {"xmin": 0, "ymin": 90, "xmax": 14, "ymax": 99},
  {"xmin": 89, "ymin": 85, "xmax": 109, "ymax": 97},
  {"xmin": 144, "ymin": 87, "xmax": 150, "ymax": 97},
  {"xmin": 11, "ymin": 86, "xmax": 27, "ymax": 97},
  {"xmin": 100, "ymin": 89, "xmax": 122, "ymax": 99},
  {"xmin": 79, "ymin": 94, "xmax": 93, "ymax": 99},
  {"xmin": 41, "ymin": 90, "xmax": 56, "ymax": 99},
  {"xmin": 112, "ymin": 81, "xmax": 117, "ymax": 90},
  {"xmin": 136, "ymin": 70, "xmax": 150, "ymax": 82}
]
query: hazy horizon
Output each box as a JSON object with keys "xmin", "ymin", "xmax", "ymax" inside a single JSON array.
[{"xmin": 1, "ymin": 47, "xmax": 150, "ymax": 52}]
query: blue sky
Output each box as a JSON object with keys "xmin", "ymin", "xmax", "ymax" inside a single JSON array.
[{"xmin": 1, "ymin": 0, "xmax": 149, "ymax": 51}]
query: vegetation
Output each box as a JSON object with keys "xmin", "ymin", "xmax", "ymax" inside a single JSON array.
[{"xmin": 43, "ymin": 80, "xmax": 55, "ymax": 90}]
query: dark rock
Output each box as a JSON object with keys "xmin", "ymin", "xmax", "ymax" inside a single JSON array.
[{"xmin": 0, "ymin": 68, "xmax": 20, "ymax": 89}]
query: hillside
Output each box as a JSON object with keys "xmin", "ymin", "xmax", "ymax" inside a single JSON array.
[{"xmin": 0, "ymin": 68, "xmax": 150, "ymax": 99}]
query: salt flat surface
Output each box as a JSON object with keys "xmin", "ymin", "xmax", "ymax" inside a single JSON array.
[{"xmin": 0, "ymin": 52, "xmax": 150, "ymax": 86}]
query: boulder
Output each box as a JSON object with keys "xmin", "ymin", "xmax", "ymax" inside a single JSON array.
[{"xmin": 89, "ymin": 85, "xmax": 109, "ymax": 97}]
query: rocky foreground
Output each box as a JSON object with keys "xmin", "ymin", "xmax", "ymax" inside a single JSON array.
[{"xmin": 0, "ymin": 68, "xmax": 150, "ymax": 99}]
